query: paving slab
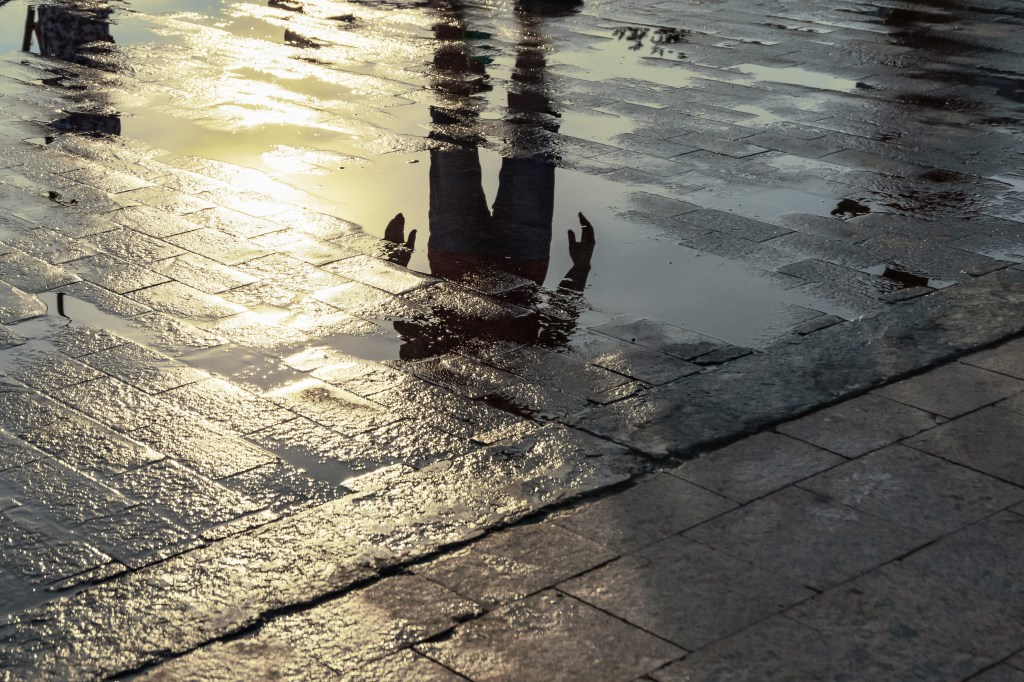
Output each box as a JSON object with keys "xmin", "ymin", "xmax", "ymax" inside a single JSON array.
[
  {"xmin": 905, "ymin": 407, "xmax": 1024, "ymax": 487},
  {"xmin": 684, "ymin": 486, "xmax": 926, "ymax": 590},
  {"xmin": 872, "ymin": 362, "xmax": 1024, "ymax": 419},
  {"xmin": 417, "ymin": 590, "xmax": 684, "ymax": 682},
  {"xmin": 561, "ymin": 535, "xmax": 812, "ymax": 651}
]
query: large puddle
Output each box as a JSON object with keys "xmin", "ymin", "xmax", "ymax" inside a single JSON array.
[{"xmin": 0, "ymin": 0, "xmax": 875, "ymax": 351}]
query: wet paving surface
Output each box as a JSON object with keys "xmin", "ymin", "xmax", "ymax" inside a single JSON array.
[{"xmin": 0, "ymin": 0, "xmax": 1022, "ymax": 624}]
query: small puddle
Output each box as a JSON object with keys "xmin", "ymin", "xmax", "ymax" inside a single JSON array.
[{"xmin": 732, "ymin": 64, "xmax": 860, "ymax": 92}]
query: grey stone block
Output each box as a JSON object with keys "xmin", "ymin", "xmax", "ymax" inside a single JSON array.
[
  {"xmin": 800, "ymin": 444, "xmax": 1024, "ymax": 535},
  {"xmin": 554, "ymin": 473, "xmax": 736, "ymax": 553},
  {"xmin": 671, "ymin": 432, "xmax": 843, "ymax": 502},
  {"xmin": 963, "ymin": 337, "xmax": 1024, "ymax": 380},
  {"xmin": 417, "ymin": 522, "xmax": 614, "ymax": 609},
  {"xmin": 873, "ymin": 362, "xmax": 1024, "ymax": 418},
  {"xmin": 418, "ymin": 590, "xmax": 684, "ymax": 682},
  {"xmin": 905, "ymin": 407, "xmax": 1024, "ymax": 486},
  {"xmin": 685, "ymin": 487, "xmax": 925, "ymax": 590},
  {"xmin": 561, "ymin": 535, "xmax": 812, "ymax": 650},
  {"xmin": 778, "ymin": 393, "xmax": 941, "ymax": 457}
]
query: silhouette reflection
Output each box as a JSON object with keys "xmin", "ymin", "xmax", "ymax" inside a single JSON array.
[
  {"xmin": 385, "ymin": 0, "xmax": 595, "ymax": 359},
  {"xmin": 23, "ymin": 1, "xmax": 121, "ymax": 135}
]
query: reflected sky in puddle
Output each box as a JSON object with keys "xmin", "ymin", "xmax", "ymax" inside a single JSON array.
[{"xmin": 0, "ymin": 0, "xmax": 883, "ymax": 351}]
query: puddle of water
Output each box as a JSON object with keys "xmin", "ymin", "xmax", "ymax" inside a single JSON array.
[{"xmin": 732, "ymin": 63, "xmax": 860, "ymax": 92}]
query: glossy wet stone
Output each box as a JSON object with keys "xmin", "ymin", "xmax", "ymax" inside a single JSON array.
[
  {"xmin": 417, "ymin": 522, "xmax": 615, "ymax": 609},
  {"xmin": 419, "ymin": 590, "xmax": 683, "ymax": 681}
]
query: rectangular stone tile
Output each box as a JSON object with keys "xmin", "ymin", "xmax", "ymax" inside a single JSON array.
[
  {"xmin": 1, "ymin": 227, "xmax": 98, "ymax": 265},
  {"xmin": 905, "ymin": 407, "xmax": 1024, "ymax": 486},
  {"xmin": 63, "ymin": 166, "xmax": 153, "ymax": 194},
  {"xmin": 109, "ymin": 204, "xmax": 207, "ymax": 239},
  {"xmin": 418, "ymin": 590, "xmax": 683, "ymax": 682},
  {"xmin": 54, "ymin": 281, "xmax": 152, "ymax": 318},
  {"xmin": 67, "ymin": 253, "xmax": 169, "ymax": 294},
  {"xmin": 897, "ymin": 512, "xmax": 1024, "ymax": 609},
  {"xmin": 873, "ymin": 362, "xmax": 1024, "ymax": 419},
  {"xmin": 673, "ymin": 207, "xmax": 791, "ymax": 243},
  {"xmin": 0, "ymin": 457, "xmax": 131, "ymax": 525},
  {"xmin": 962, "ymin": 337, "xmax": 1024, "ymax": 380},
  {"xmin": 118, "ymin": 186, "xmax": 215, "ymax": 215},
  {"xmin": 786, "ymin": 561, "xmax": 1023, "ymax": 676},
  {"xmin": 120, "ymin": 312, "xmax": 226, "ymax": 357},
  {"xmin": 685, "ymin": 486, "xmax": 926, "ymax": 590},
  {"xmin": 137, "ymin": 638, "xmax": 337, "ymax": 681},
  {"xmin": 0, "ymin": 513, "xmax": 111, "ymax": 586},
  {"xmin": 130, "ymin": 417, "xmax": 277, "ymax": 479},
  {"xmin": 150, "ymin": 253, "xmax": 257, "ymax": 294},
  {"xmin": 253, "ymin": 229, "xmax": 354, "ymax": 266},
  {"xmin": 777, "ymin": 393, "xmax": 942, "ymax": 457},
  {"xmin": 126, "ymin": 281, "xmax": 244, "ymax": 320},
  {"xmin": 1, "ymin": 345, "xmax": 103, "ymax": 392},
  {"xmin": 416, "ymin": 522, "xmax": 616, "ymax": 610},
  {"xmin": 0, "ymin": 389, "xmax": 77, "ymax": 434},
  {"xmin": 972, "ymin": 665, "xmax": 1024, "ymax": 682},
  {"xmin": 112, "ymin": 459, "xmax": 262, "ymax": 531},
  {"xmin": 0, "ymin": 250, "xmax": 79, "ymax": 292},
  {"xmin": 165, "ymin": 228, "xmax": 270, "ymax": 265},
  {"xmin": 81, "ymin": 342, "xmax": 208, "ymax": 394},
  {"xmin": 220, "ymin": 459, "xmax": 336, "ymax": 512},
  {"xmin": 184, "ymin": 206, "xmax": 281, "ymax": 238},
  {"xmin": 20, "ymin": 415, "xmax": 162, "ymax": 479},
  {"xmin": 56, "ymin": 376, "xmax": 189, "ymax": 433},
  {"xmin": 590, "ymin": 316, "xmax": 729, "ymax": 360},
  {"xmin": 353, "ymin": 421, "xmax": 475, "ymax": 470},
  {"xmin": 325, "ymin": 254, "xmax": 435, "ymax": 294},
  {"xmin": 161, "ymin": 378, "xmax": 294, "ymax": 434},
  {"xmin": 800, "ymin": 444, "xmax": 1024, "ymax": 536},
  {"xmin": 84, "ymin": 227, "xmax": 185, "ymax": 265},
  {"xmin": 265, "ymin": 378, "xmax": 398, "ymax": 437},
  {"xmin": 562, "ymin": 535, "xmax": 812, "ymax": 650},
  {"xmin": 74, "ymin": 505, "xmax": 201, "ymax": 570},
  {"xmin": 671, "ymin": 432, "xmax": 844, "ymax": 503},
  {"xmin": 553, "ymin": 473, "xmax": 737, "ymax": 554},
  {"xmin": 346, "ymin": 649, "xmax": 464, "ymax": 682}
]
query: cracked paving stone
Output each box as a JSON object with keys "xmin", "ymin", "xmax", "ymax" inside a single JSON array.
[
  {"xmin": 418, "ymin": 590, "xmax": 684, "ymax": 682},
  {"xmin": 554, "ymin": 472, "xmax": 736, "ymax": 554},
  {"xmin": 671, "ymin": 432, "xmax": 844, "ymax": 503},
  {"xmin": 799, "ymin": 444, "xmax": 1024, "ymax": 536},
  {"xmin": 685, "ymin": 486, "xmax": 926, "ymax": 590},
  {"xmin": 81, "ymin": 341, "xmax": 209, "ymax": 394},
  {"xmin": 777, "ymin": 393, "xmax": 942, "ymax": 458},
  {"xmin": 417, "ymin": 521, "xmax": 616, "ymax": 610},
  {"xmin": 562, "ymin": 535, "xmax": 813, "ymax": 650}
]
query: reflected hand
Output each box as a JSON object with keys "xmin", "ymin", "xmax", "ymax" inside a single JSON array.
[
  {"xmin": 567, "ymin": 212, "xmax": 595, "ymax": 270},
  {"xmin": 561, "ymin": 212, "xmax": 595, "ymax": 293},
  {"xmin": 384, "ymin": 212, "xmax": 417, "ymax": 267}
]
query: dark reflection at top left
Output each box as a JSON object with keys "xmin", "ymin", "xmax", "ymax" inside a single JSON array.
[{"xmin": 22, "ymin": 1, "xmax": 121, "ymax": 135}]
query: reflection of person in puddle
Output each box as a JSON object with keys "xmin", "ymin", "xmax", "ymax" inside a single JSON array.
[
  {"xmin": 384, "ymin": 0, "xmax": 594, "ymax": 358},
  {"xmin": 23, "ymin": 3, "xmax": 121, "ymax": 135}
]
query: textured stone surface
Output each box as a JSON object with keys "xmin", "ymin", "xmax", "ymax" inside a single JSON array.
[
  {"xmin": 685, "ymin": 487, "xmax": 925, "ymax": 589},
  {"xmin": 873, "ymin": 363, "xmax": 1024, "ymax": 418},
  {"xmin": 418, "ymin": 590, "xmax": 684, "ymax": 682},
  {"xmin": 905, "ymin": 407, "xmax": 1024, "ymax": 486},
  {"xmin": 561, "ymin": 535, "xmax": 812, "ymax": 650},
  {"xmin": 553, "ymin": 473, "xmax": 736, "ymax": 554}
]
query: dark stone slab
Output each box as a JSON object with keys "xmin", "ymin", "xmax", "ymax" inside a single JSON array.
[{"xmin": 574, "ymin": 269, "xmax": 1024, "ymax": 456}]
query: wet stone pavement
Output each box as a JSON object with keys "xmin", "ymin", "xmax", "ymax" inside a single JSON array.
[{"xmin": 0, "ymin": 0, "xmax": 1021, "ymax": 676}]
